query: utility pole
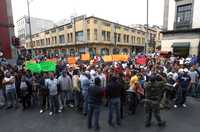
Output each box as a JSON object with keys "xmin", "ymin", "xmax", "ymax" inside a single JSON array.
[
  {"xmin": 145, "ymin": 0, "xmax": 149, "ymax": 54},
  {"xmin": 27, "ymin": 0, "xmax": 33, "ymax": 56}
]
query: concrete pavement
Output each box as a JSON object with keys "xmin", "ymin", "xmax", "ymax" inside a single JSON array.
[{"xmin": 0, "ymin": 97, "xmax": 200, "ymax": 132}]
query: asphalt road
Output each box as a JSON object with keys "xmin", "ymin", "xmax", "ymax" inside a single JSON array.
[{"xmin": 0, "ymin": 97, "xmax": 200, "ymax": 132}]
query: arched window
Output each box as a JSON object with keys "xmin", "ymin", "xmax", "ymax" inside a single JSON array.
[
  {"xmin": 100, "ymin": 48, "xmax": 110, "ymax": 55},
  {"xmin": 122, "ymin": 48, "xmax": 128, "ymax": 54},
  {"xmin": 112, "ymin": 48, "xmax": 120, "ymax": 54}
]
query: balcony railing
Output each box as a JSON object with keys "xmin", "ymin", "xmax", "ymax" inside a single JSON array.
[{"xmin": 174, "ymin": 21, "xmax": 192, "ymax": 29}]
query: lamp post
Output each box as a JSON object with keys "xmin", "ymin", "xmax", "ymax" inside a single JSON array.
[
  {"xmin": 26, "ymin": 0, "xmax": 34, "ymax": 57},
  {"xmin": 145, "ymin": 0, "xmax": 149, "ymax": 54}
]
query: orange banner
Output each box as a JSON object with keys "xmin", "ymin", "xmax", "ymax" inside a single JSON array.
[
  {"xmin": 102, "ymin": 55, "xmax": 112, "ymax": 62},
  {"xmin": 67, "ymin": 57, "xmax": 76, "ymax": 64},
  {"xmin": 81, "ymin": 53, "xmax": 90, "ymax": 61},
  {"xmin": 112, "ymin": 55, "xmax": 122, "ymax": 61},
  {"xmin": 102, "ymin": 55, "xmax": 129, "ymax": 62},
  {"xmin": 121, "ymin": 55, "xmax": 129, "ymax": 61}
]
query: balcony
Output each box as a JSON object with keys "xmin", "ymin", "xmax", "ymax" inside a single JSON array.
[{"xmin": 174, "ymin": 21, "xmax": 192, "ymax": 30}]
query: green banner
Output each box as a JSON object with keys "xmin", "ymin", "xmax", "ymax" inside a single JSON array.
[
  {"xmin": 25, "ymin": 61, "xmax": 56, "ymax": 73},
  {"xmin": 25, "ymin": 63, "xmax": 41, "ymax": 73},
  {"xmin": 40, "ymin": 61, "xmax": 56, "ymax": 72}
]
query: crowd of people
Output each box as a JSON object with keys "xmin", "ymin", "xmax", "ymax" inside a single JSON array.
[{"xmin": 0, "ymin": 54, "xmax": 200, "ymax": 130}]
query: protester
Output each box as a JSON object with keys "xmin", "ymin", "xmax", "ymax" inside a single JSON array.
[
  {"xmin": 58, "ymin": 70, "xmax": 73, "ymax": 110},
  {"xmin": 45, "ymin": 73, "xmax": 61, "ymax": 116},
  {"xmin": 72, "ymin": 69, "xmax": 81, "ymax": 110},
  {"xmin": 20, "ymin": 75, "xmax": 31, "ymax": 110},
  {"xmin": 106, "ymin": 76, "xmax": 122, "ymax": 126},
  {"xmin": 2, "ymin": 71, "xmax": 18, "ymax": 109},
  {"xmin": 144, "ymin": 73, "xmax": 166, "ymax": 127},
  {"xmin": 174, "ymin": 68, "xmax": 191, "ymax": 108},
  {"xmin": 80, "ymin": 72, "xmax": 91, "ymax": 115},
  {"xmin": 87, "ymin": 77, "xmax": 103, "ymax": 130},
  {"xmin": 38, "ymin": 73, "xmax": 49, "ymax": 114}
]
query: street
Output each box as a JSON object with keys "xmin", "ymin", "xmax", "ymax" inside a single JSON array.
[{"xmin": 0, "ymin": 97, "xmax": 200, "ymax": 132}]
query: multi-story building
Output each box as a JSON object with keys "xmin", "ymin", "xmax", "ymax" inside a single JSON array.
[
  {"xmin": 162, "ymin": 0, "xmax": 200, "ymax": 57},
  {"xmin": 16, "ymin": 16, "xmax": 55, "ymax": 46},
  {"xmin": 26, "ymin": 15, "xmax": 146, "ymax": 57},
  {"xmin": 0, "ymin": 0, "xmax": 15, "ymax": 59},
  {"xmin": 131, "ymin": 24, "xmax": 163, "ymax": 51}
]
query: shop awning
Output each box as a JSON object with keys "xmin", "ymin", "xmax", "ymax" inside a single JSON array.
[{"xmin": 172, "ymin": 42, "xmax": 190, "ymax": 48}]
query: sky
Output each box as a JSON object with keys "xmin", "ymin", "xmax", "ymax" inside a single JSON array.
[{"xmin": 11, "ymin": 0, "xmax": 164, "ymax": 27}]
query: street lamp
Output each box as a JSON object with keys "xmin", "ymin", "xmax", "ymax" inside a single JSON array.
[
  {"xmin": 145, "ymin": 0, "xmax": 149, "ymax": 54},
  {"xmin": 26, "ymin": 0, "xmax": 34, "ymax": 57}
]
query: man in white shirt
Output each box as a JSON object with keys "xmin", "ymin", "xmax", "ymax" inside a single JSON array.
[
  {"xmin": 46, "ymin": 73, "xmax": 61, "ymax": 116},
  {"xmin": 2, "ymin": 71, "xmax": 17, "ymax": 109}
]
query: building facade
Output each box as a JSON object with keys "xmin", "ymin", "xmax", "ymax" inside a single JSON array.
[
  {"xmin": 0, "ymin": 0, "xmax": 15, "ymax": 59},
  {"xmin": 26, "ymin": 15, "xmax": 146, "ymax": 57},
  {"xmin": 162, "ymin": 0, "xmax": 200, "ymax": 57},
  {"xmin": 131, "ymin": 24, "xmax": 163, "ymax": 51},
  {"xmin": 16, "ymin": 16, "xmax": 55, "ymax": 47}
]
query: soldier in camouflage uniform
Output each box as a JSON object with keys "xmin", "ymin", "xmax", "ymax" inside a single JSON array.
[{"xmin": 144, "ymin": 73, "xmax": 166, "ymax": 127}]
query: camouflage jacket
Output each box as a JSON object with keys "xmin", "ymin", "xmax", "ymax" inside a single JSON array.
[{"xmin": 144, "ymin": 81, "xmax": 167, "ymax": 101}]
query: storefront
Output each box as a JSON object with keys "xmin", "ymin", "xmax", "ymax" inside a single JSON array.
[{"xmin": 172, "ymin": 43, "xmax": 190, "ymax": 57}]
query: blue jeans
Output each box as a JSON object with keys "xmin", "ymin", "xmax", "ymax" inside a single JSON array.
[
  {"xmin": 0, "ymin": 89, "xmax": 5, "ymax": 106},
  {"xmin": 6, "ymin": 88, "xmax": 17, "ymax": 107},
  {"xmin": 82, "ymin": 92, "xmax": 88, "ymax": 114},
  {"xmin": 59, "ymin": 90, "xmax": 72, "ymax": 108},
  {"xmin": 190, "ymin": 83, "xmax": 197, "ymax": 97},
  {"xmin": 108, "ymin": 98, "xmax": 121, "ymax": 125},
  {"xmin": 49, "ymin": 95, "xmax": 59, "ymax": 113},
  {"xmin": 73, "ymin": 91, "xmax": 81, "ymax": 108},
  {"xmin": 175, "ymin": 88, "xmax": 187, "ymax": 106},
  {"xmin": 88, "ymin": 104, "xmax": 100, "ymax": 129}
]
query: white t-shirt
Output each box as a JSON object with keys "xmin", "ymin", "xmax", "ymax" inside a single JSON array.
[{"xmin": 4, "ymin": 76, "xmax": 15, "ymax": 91}]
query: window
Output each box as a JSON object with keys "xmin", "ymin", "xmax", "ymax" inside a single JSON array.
[
  {"xmin": 46, "ymin": 38, "xmax": 50, "ymax": 45},
  {"xmin": 94, "ymin": 29, "xmax": 98, "ymax": 40},
  {"xmin": 87, "ymin": 29, "xmax": 90, "ymax": 41},
  {"xmin": 67, "ymin": 33, "xmax": 73, "ymax": 43},
  {"xmin": 107, "ymin": 31, "xmax": 110, "ymax": 41},
  {"xmin": 102, "ymin": 31, "xmax": 106, "ymax": 41},
  {"xmin": 131, "ymin": 36, "xmax": 134, "ymax": 44},
  {"xmin": 142, "ymin": 38, "xmax": 145, "ymax": 44},
  {"xmin": 118, "ymin": 34, "xmax": 121, "ymax": 42},
  {"xmin": 52, "ymin": 36, "xmax": 57, "ymax": 44},
  {"xmin": 114, "ymin": 33, "xmax": 117, "ymax": 43},
  {"xmin": 176, "ymin": 4, "xmax": 192, "ymax": 28},
  {"xmin": 123, "ymin": 35, "xmax": 126, "ymax": 43},
  {"xmin": 75, "ymin": 31, "xmax": 84, "ymax": 42},
  {"xmin": 123, "ymin": 34, "xmax": 129, "ymax": 43},
  {"xmin": 127, "ymin": 35, "xmax": 129, "ymax": 43},
  {"xmin": 36, "ymin": 40, "xmax": 40, "ymax": 46},
  {"xmin": 59, "ymin": 35, "xmax": 65, "ymax": 44},
  {"xmin": 137, "ymin": 37, "xmax": 141, "ymax": 44},
  {"xmin": 40, "ymin": 39, "xmax": 45, "ymax": 46},
  {"xmin": 87, "ymin": 20, "xmax": 90, "ymax": 24},
  {"xmin": 94, "ymin": 19, "xmax": 97, "ymax": 24},
  {"xmin": 70, "ymin": 33, "xmax": 73, "ymax": 42}
]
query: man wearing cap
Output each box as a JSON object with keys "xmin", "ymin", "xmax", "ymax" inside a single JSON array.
[{"xmin": 174, "ymin": 68, "xmax": 191, "ymax": 108}]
